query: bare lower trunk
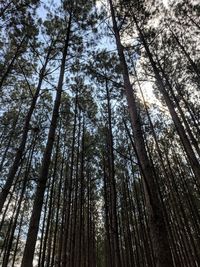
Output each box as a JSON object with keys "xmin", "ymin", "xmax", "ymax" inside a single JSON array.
[
  {"xmin": 108, "ymin": 1, "xmax": 173, "ymax": 266},
  {"xmin": 0, "ymin": 44, "xmax": 52, "ymax": 213},
  {"xmin": 20, "ymin": 14, "xmax": 72, "ymax": 267},
  {"xmin": 131, "ymin": 13, "xmax": 200, "ymax": 182}
]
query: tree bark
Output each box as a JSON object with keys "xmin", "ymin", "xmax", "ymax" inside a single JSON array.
[
  {"xmin": 0, "ymin": 42, "xmax": 53, "ymax": 213},
  {"xmin": 20, "ymin": 13, "xmax": 72, "ymax": 267},
  {"xmin": 133, "ymin": 16, "xmax": 200, "ymax": 182},
  {"xmin": 108, "ymin": 1, "xmax": 174, "ymax": 266}
]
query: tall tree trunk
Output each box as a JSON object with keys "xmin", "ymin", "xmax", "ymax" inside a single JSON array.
[
  {"xmin": 2, "ymin": 135, "xmax": 36, "ymax": 267},
  {"xmin": 169, "ymin": 29, "xmax": 200, "ymax": 82},
  {"xmin": 50, "ymin": 146, "xmax": 66, "ymax": 267},
  {"xmin": 40, "ymin": 130, "xmax": 60, "ymax": 267},
  {"xmin": 154, "ymin": 56, "xmax": 200, "ymax": 157},
  {"xmin": 61, "ymin": 91, "xmax": 78, "ymax": 267},
  {"xmin": 0, "ymin": 36, "xmax": 27, "ymax": 90},
  {"xmin": 105, "ymin": 78, "xmax": 122, "ymax": 267},
  {"xmin": 0, "ymin": 110, "xmax": 20, "ymax": 172},
  {"xmin": 103, "ymin": 156, "xmax": 113, "ymax": 267},
  {"xmin": 0, "ymin": 42, "xmax": 53, "ymax": 213},
  {"xmin": 71, "ymin": 111, "xmax": 81, "ymax": 267},
  {"xmin": 20, "ymin": 13, "xmax": 72, "ymax": 267},
  {"xmin": 108, "ymin": 1, "xmax": 174, "ymax": 266},
  {"xmin": 132, "ymin": 15, "xmax": 200, "ymax": 182}
]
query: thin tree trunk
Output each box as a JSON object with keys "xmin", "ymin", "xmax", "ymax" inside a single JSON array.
[
  {"xmin": 133, "ymin": 16, "xmax": 200, "ymax": 182},
  {"xmin": 61, "ymin": 91, "xmax": 78, "ymax": 267},
  {"xmin": 40, "ymin": 131, "xmax": 60, "ymax": 267},
  {"xmin": 0, "ymin": 36, "xmax": 27, "ymax": 90},
  {"xmin": 170, "ymin": 29, "xmax": 200, "ymax": 81},
  {"xmin": 50, "ymin": 146, "xmax": 66, "ymax": 267},
  {"xmin": 103, "ymin": 155, "xmax": 113, "ymax": 267},
  {"xmin": 105, "ymin": 78, "xmax": 122, "ymax": 267},
  {"xmin": 2, "ymin": 135, "xmax": 36, "ymax": 267},
  {"xmin": 108, "ymin": 1, "xmax": 174, "ymax": 266},
  {"xmin": 20, "ymin": 13, "xmax": 72, "ymax": 267},
  {"xmin": 0, "ymin": 110, "xmax": 20, "ymax": 172},
  {"xmin": 0, "ymin": 43, "xmax": 53, "ymax": 213}
]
